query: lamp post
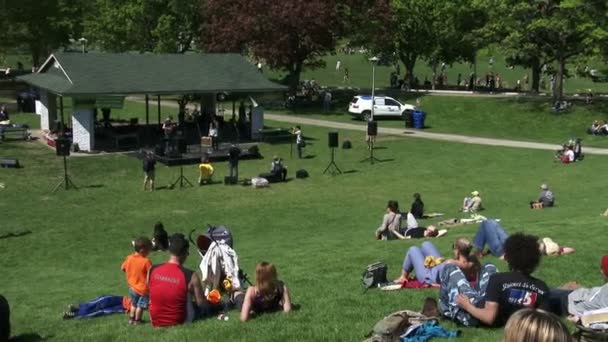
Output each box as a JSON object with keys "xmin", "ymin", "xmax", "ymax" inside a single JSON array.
[
  {"xmin": 369, "ymin": 56, "xmax": 379, "ymax": 121},
  {"xmin": 78, "ymin": 37, "xmax": 87, "ymax": 53}
]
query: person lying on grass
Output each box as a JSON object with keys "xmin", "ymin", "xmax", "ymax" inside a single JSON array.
[
  {"xmin": 234, "ymin": 262, "xmax": 292, "ymax": 322},
  {"xmin": 548, "ymin": 255, "xmax": 608, "ymax": 323},
  {"xmin": 439, "ymin": 233, "xmax": 550, "ymax": 327},
  {"xmin": 393, "ymin": 238, "xmax": 480, "ymax": 287},
  {"xmin": 472, "ymin": 219, "xmax": 574, "ymax": 259}
]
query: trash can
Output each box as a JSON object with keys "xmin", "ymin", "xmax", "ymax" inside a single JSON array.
[
  {"xmin": 404, "ymin": 110, "xmax": 414, "ymax": 128},
  {"xmin": 413, "ymin": 110, "xmax": 426, "ymax": 129}
]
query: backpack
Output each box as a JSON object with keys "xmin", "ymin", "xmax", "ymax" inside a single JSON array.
[
  {"xmin": 365, "ymin": 310, "xmax": 434, "ymax": 342},
  {"xmin": 362, "ymin": 262, "xmax": 388, "ymax": 290},
  {"xmin": 296, "ymin": 169, "xmax": 309, "ymax": 179}
]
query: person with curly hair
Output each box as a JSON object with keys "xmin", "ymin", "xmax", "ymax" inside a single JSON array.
[{"xmin": 439, "ymin": 233, "xmax": 550, "ymax": 327}]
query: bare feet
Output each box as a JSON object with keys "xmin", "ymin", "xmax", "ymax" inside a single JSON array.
[{"xmin": 393, "ymin": 276, "xmax": 408, "ymax": 284}]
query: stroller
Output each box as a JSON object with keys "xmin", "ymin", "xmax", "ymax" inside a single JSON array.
[{"xmin": 189, "ymin": 225, "xmax": 250, "ymax": 296}]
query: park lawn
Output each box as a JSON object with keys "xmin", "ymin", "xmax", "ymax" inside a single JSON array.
[
  {"xmin": 267, "ymin": 47, "xmax": 608, "ymax": 94},
  {"xmin": 268, "ymin": 95, "xmax": 608, "ymax": 148},
  {"xmin": 1, "ymin": 119, "xmax": 607, "ymax": 342}
]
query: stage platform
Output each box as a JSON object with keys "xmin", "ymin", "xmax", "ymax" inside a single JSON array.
[{"xmin": 151, "ymin": 142, "xmax": 262, "ymax": 166}]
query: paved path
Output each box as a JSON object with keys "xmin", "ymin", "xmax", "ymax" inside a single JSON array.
[
  {"xmin": 264, "ymin": 114, "xmax": 608, "ymax": 155},
  {"xmin": 128, "ymin": 97, "xmax": 608, "ymax": 156}
]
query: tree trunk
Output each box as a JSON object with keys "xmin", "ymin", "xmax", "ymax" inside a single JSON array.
[
  {"xmin": 553, "ymin": 58, "xmax": 565, "ymax": 103},
  {"xmin": 400, "ymin": 53, "xmax": 417, "ymax": 88},
  {"xmin": 531, "ymin": 58, "xmax": 541, "ymax": 93},
  {"xmin": 288, "ymin": 61, "xmax": 303, "ymax": 93}
]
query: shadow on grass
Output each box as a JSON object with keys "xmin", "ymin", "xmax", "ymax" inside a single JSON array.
[
  {"xmin": 0, "ymin": 230, "xmax": 32, "ymax": 239},
  {"xmin": 10, "ymin": 333, "xmax": 52, "ymax": 342},
  {"xmin": 342, "ymin": 170, "xmax": 358, "ymax": 174},
  {"xmin": 83, "ymin": 184, "xmax": 104, "ymax": 189}
]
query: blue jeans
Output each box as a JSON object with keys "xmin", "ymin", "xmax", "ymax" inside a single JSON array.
[
  {"xmin": 402, "ymin": 241, "xmax": 445, "ymax": 284},
  {"xmin": 76, "ymin": 295, "xmax": 124, "ymax": 319},
  {"xmin": 439, "ymin": 263, "xmax": 498, "ymax": 326},
  {"xmin": 128, "ymin": 288, "xmax": 149, "ymax": 309},
  {"xmin": 473, "ymin": 219, "xmax": 508, "ymax": 257}
]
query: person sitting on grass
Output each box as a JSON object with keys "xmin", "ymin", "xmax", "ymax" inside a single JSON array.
[
  {"xmin": 472, "ymin": 219, "xmax": 574, "ymax": 258},
  {"xmin": 503, "ymin": 308, "xmax": 573, "ymax": 342},
  {"xmin": 259, "ymin": 156, "xmax": 287, "ymax": 183},
  {"xmin": 530, "ymin": 183, "xmax": 554, "ymax": 209},
  {"xmin": 121, "ymin": 237, "xmax": 152, "ymax": 325},
  {"xmin": 588, "ymin": 120, "xmax": 602, "ymax": 135},
  {"xmin": 148, "ymin": 233, "xmax": 211, "ymax": 327},
  {"xmin": 439, "ymin": 233, "xmax": 550, "ymax": 327},
  {"xmin": 198, "ymin": 156, "xmax": 214, "ymax": 185},
  {"xmin": 375, "ymin": 200, "xmax": 404, "ymax": 240},
  {"xmin": 236, "ymin": 261, "xmax": 292, "ymax": 322},
  {"xmin": 462, "ymin": 191, "xmax": 483, "ymax": 212},
  {"xmin": 410, "ymin": 193, "xmax": 425, "ymax": 219},
  {"xmin": 394, "ymin": 238, "xmax": 480, "ymax": 287}
]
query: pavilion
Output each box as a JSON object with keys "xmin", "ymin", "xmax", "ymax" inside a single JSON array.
[{"xmin": 18, "ymin": 52, "xmax": 286, "ymax": 151}]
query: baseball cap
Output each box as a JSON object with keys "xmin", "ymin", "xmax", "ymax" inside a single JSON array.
[{"xmin": 471, "ymin": 191, "xmax": 480, "ymax": 196}]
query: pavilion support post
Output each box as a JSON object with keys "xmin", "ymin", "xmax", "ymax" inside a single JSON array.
[
  {"xmin": 59, "ymin": 96, "xmax": 65, "ymax": 135},
  {"xmin": 72, "ymin": 99, "xmax": 96, "ymax": 151},
  {"xmin": 36, "ymin": 90, "xmax": 57, "ymax": 131},
  {"xmin": 157, "ymin": 95, "xmax": 161, "ymax": 128},
  {"xmin": 145, "ymin": 95, "xmax": 150, "ymax": 125}
]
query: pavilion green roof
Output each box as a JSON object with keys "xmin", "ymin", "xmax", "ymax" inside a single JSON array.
[{"xmin": 18, "ymin": 52, "xmax": 286, "ymax": 96}]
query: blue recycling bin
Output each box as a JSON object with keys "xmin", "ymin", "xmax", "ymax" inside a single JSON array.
[{"xmin": 413, "ymin": 110, "xmax": 426, "ymax": 129}]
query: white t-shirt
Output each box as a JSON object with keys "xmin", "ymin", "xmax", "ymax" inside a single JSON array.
[
  {"xmin": 406, "ymin": 212, "xmax": 418, "ymax": 229},
  {"xmin": 565, "ymin": 149, "xmax": 575, "ymax": 162}
]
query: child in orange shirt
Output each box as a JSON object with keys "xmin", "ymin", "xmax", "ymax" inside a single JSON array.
[{"xmin": 121, "ymin": 237, "xmax": 152, "ymax": 325}]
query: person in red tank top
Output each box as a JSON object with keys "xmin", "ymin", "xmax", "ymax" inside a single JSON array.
[{"xmin": 148, "ymin": 233, "xmax": 207, "ymax": 327}]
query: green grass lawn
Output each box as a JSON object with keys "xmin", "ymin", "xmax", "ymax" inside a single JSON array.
[
  {"xmin": 267, "ymin": 95, "xmax": 608, "ymax": 148},
  {"xmin": 266, "ymin": 47, "xmax": 608, "ymax": 94},
  {"xmin": 1, "ymin": 117, "xmax": 607, "ymax": 341}
]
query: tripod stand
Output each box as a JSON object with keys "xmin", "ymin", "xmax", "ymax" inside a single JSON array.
[
  {"xmin": 323, "ymin": 147, "xmax": 342, "ymax": 175},
  {"xmin": 170, "ymin": 165, "xmax": 193, "ymax": 189},
  {"xmin": 361, "ymin": 137, "xmax": 381, "ymax": 164},
  {"xmin": 52, "ymin": 155, "xmax": 77, "ymax": 193}
]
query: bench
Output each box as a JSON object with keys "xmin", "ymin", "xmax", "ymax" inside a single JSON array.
[
  {"xmin": 257, "ymin": 128, "xmax": 293, "ymax": 143},
  {"xmin": 0, "ymin": 126, "xmax": 29, "ymax": 141}
]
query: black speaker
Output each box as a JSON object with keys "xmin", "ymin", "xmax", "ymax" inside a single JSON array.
[
  {"xmin": 56, "ymin": 138, "xmax": 71, "ymax": 156},
  {"xmin": 0, "ymin": 159, "xmax": 20, "ymax": 168},
  {"xmin": 367, "ymin": 121, "xmax": 378, "ymax": 136},
  {"xmin": 328, "ymin": 132, "xmax": 338, "ymax": 148}
]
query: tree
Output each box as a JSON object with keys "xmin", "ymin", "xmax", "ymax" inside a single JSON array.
[
  {"xmin": 533, "ymin": 0, "xmax": 608, "ymax": 102},
  {"xmin": 492, "ymin": 0, "xmax": 607, "ymax": 101},
  {"xmin": 85, "ymin": 0, "xmax": 201, "ymax": 53},
  {"xmin": 1, "ymin": 0, "xmax": 90, "ymax": 66},
  {"xmin": 348, "ymin": 0, "xmax": 487, "ymax": 87},
  {"xmin": 201, "ymin": 0, "xmax": 342, "ymax": 91}
]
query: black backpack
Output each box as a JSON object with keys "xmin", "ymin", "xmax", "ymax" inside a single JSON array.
[
  {"xmin": 296, "ymin": 169, "xmax": 309, "ymax": 179},
  {"xmin": 362, "ymin": 262, "xmax": 388, "ymax": 290}
]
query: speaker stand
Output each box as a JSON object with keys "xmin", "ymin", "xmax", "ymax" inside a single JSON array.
[
  {"xmin": 52, "ymin": 155, "xmax": 78, "ymax": 193},
  {"xmin": 361, "ymin": 139, "xmax": 381, "ymax": 164},
  {"xmin": 323, "ymin": 148, "xmax": 342, "ymax": 175},
  {"xmin": 170, "ymin": 165, "xmax": 193, "ymax": 189}
]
